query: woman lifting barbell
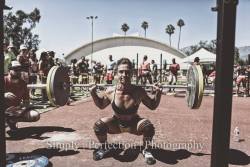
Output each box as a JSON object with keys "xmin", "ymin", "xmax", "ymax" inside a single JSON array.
[{"xmin": 90, "ymin": 58, "xmax": 162, "ymax": 165}]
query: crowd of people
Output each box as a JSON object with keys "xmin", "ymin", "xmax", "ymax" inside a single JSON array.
[
  {"xmin": 4, "ymin": 41, "xmax": 62, "ymax": 101},
  {"xmin": 68, "ymin": 54, "xmax": 181, "ymax": 92}
]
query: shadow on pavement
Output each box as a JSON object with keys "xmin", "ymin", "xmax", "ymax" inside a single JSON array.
[
  {"xmin": 151, "ymin": 148, "xmax": 210, "ymax": 165},
  {"xmin": 112, "ymin": 146, "xmax": 141, "ymax": 162},
  {"xmin": 7, "ymin": 148, "xmax": 80, "ymax": 167},
  {"xmin": 6, "ymin": 126, "xmax": 75, "ymax": 140},
  {"xmin": 81, "ymin": 144, "xmax": 210, "ymax": 164},
  {"xmin": 229, "ymin": 149, "xmax": 250, "ymax": 166}
]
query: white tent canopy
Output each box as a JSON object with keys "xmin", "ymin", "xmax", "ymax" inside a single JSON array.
[
  {"xmin": 180, "ymin": 48, "xmax": 216, "ymax": 70},
  {"xmin": 182, "ymin": 48, "xmax": 216, "ymax": 63}
]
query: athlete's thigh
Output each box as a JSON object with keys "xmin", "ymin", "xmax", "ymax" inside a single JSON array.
[{"xmin": 100, "ymin": 116, "xmax": 121, "ymax": 134}]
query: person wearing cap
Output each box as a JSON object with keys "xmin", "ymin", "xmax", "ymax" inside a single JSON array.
[
  {"xmin": 7, "ymin": 43, "xmax": 16, "ymax": 61},
  {"xmin": 4, "ymin": 61, "xmax": 40, "ymax": 135},
  {"xmin": 17, "ymin": 44, "xmax": 30, "ymax": 84},
  {"xmin": 168, "ymin": 58, "xmax": 180, "ymax": 92},
  {"xmin": 4, "ymin": 41, "xmax": 17, "ymax": 75}
]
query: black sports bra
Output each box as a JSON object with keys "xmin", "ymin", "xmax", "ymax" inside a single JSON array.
[
  {"xmin": 111, "ymin": 86, "xmax": 139, "ymax": 115},
  {"xmin": 111, "ymin": 101, "xmax": 139, "ymax": 115}
]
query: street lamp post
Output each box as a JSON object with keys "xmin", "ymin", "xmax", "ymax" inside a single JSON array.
[{"xmin": 86, "ymin": 16, "xmax": 98, "ymax": 76}]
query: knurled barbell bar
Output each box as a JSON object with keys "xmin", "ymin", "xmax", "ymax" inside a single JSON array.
[{"xmin": 27, "ymin": 65, "xmax": 204, "ymax": 109}]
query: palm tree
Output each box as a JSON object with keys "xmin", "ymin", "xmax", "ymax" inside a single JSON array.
[
  {"xmin": 141, "ymin": 21, "xmax": 149, "ymax": 38},
  {"xmin": 165, "ymin": 24, "xmax": 175, "ymax": 47},
  {"xmin": 121, "ymin": 23, "xmax": 129, "ymax": 36},
  {"xmin": 177, "ymin": 19, "xmax": 185, "ymax": 50}
]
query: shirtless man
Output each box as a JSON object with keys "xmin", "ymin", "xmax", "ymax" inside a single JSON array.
[
  {"xmin": 90, "ymin": 58, "xmax": 162, "ymax": 165},
  {"xmin": 139, "ymin": 55, "xmax": 152, "ymax": 85},
  {"xmin": 168, "ymin": 58, "xmax": 180, "ymax": 92},
  {"xmin": 5, "ymin": 61, "xmax": 40, "ymax": 135}
]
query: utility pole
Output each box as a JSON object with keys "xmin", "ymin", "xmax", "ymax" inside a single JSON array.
[{"xmin": 86, "ymin": 16, "xmax": 98, "ymax": 76}]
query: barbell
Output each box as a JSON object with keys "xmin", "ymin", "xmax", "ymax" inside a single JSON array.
[{"xmin": 27, "ymin": 65, "xmax": 204, "ymax": 109}]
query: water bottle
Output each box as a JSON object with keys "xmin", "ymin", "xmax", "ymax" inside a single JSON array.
[{"xmin": 233, "ymin": 126, "xmax": 240, "ymax": 142}]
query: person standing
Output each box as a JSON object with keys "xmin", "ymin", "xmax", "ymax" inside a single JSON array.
[
  {"xmin": 139, "ymin": 55, "xmax": 152, "ymax": 85},
  {"xmin": 168, "ymin": 58, "xmax": 180, "ymax": 92},
  {"xmin": 150, "ymin": 59, "xmax": 158, "ymax": 83},
  {"xmin": 38, "ymin": 52, "xmax": 49, "ymax": 102},
  {"xmin": 17, "ymin": 44, "xmax": 30, "ymax": 84},
  {"xmin": 29, "ymin": 49, "xmax": 39, "ymax": 96},
  {"xmin": 105, "ymin": 55, "xmax": 116, "ymax": 84}
]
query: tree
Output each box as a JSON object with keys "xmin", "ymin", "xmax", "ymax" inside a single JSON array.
[
  {"xmin": 182, "ymin": 39, "xmax": 240, "ymax": 64},
  {"xmin": 4, "ymin": 8, "xmax": 41, "ymax": 52},
  {"xmin": 165, "ymin": 24, "xmax": 175, "ymax": 47},
  {"xmin": 177, "ymin": 19, "xmax": 185, "ymax": 50},
  {"xmin": 121, "ymin": 23, "xmax": 129, "ymax": 36},
  {"xmin": 141, "ymin": 21, "xmax": 148, "ymax": 38}
]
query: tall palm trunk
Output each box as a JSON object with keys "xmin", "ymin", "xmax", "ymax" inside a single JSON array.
[
  {"xmin": 169, "ymin": 35, "xmax": 172, "ymax": 46},
  {"xmin": 178, "ymin": 27, "xmax": 182, "ymax": 49}
]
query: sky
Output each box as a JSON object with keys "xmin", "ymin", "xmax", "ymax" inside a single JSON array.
[{"xmin": 5, "ymin": 0, "xmax": 250, "ymax": 58}]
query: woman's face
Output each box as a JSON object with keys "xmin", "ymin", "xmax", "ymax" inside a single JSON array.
[{"xmin": 117, "ymin": 64, "xmax": 132, "ymax": 84}]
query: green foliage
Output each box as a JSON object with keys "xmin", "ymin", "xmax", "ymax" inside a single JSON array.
[
  {"xmin": 183, "ymin": 39, "xmax": 240, "ymax": 64},
  {"xmin": 121, "ymin": 23, "xmax": 129, "ymax": 36},
  {"xmin": 4, "ymin": 8, "xmax": 41, "ymax": 51},
  {"xmin": 165, "ymin": 24, "xmax": 175, "ymax": 46},
  {"xmin": 141, "ymin": 21, "xmax": 149, "ymax": 37}
]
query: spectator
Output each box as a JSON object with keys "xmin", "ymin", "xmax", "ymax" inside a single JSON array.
[
  {"xmin": 38, "ymin": 52, "xmax": 49, "ymax": 102},
  {"xmin": 29, "ymin": 49, "xmax": 39, "ymax": 96},
  {"xmin": 4, "ymin": 40, "xmax": 11, "ymax": 75},
  {"xmin": 77, "ymin": 56, "xmax": 89, "ymax": 84},
  {"xmin": 70, "ymin": 59, "xmax": 79, "ymax": 85},
  {"xmin": 150, "ymin": 59, "xmax": 158, "ymax": 83},
  {"xmin": 5, "ymin": 61, "xmax": 40, "ymax": 135},
  {"xmin": 168, "ymin": 58, "xmax": 180, "ymax": 92},
  {"xmin": 17, "ymin": 44, "xmax": 30, "ymax": 84},
  {"xmin": 105, "ymin": 55, "xmax": 116, "ymax": 84},
  {"xmin": 47, "ymin": 51, "xmax": 55, "ymax": 70},
  {"xmin": 7, "ymin": 43, "xmax": 16, "ymax": 61},
  {"xmin": 235, "ymin": 63, "xmax": 247, "ymax": 95},
  {"xmin": 193, "ymin": 57, "xmax": 200, "ymax": 65},
  {"xmin": 139, "ymin": 55, "xmax": 152, "ymax": 85},
  {"xmin": 93, "ymin": 61, "xmax": 103, "ymax": 84}
]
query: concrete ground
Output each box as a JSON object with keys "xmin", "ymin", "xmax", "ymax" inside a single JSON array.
[{"xmin": 6, "ymin": 95, "xmax": 250, "ymax": 167}]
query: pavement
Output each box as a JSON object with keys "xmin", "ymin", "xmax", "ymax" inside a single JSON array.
[{"xmin": 6, "ymin": 95, "xmax": 250, "ymax": 167}]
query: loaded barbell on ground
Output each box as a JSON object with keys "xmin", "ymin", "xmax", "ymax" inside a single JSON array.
[{"xmin": 27, "ymin": 65, "xmax": 204, "ymax": 109}]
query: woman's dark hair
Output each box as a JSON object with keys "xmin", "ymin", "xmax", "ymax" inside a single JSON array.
[{"xmin": 117, "ymin": 58, "xmax": 133, "ymax": 69}]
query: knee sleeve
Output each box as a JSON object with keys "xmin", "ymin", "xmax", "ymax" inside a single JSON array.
[
  {"xmin": 138, "ymin": 120, "xmax": 155, "ymax": 137},
  {"xmin": 93, "ymin": 120, "xmax": 108, "ymax": 136},
  {"xmin": 24, "ymin": 110, "xmax": 40, "ymax": 122}
]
